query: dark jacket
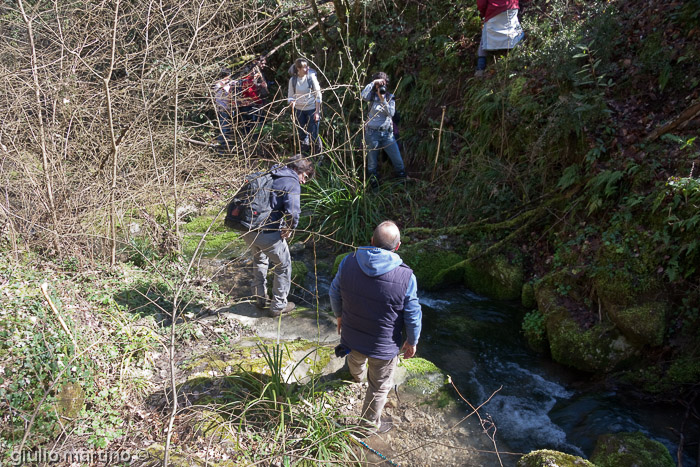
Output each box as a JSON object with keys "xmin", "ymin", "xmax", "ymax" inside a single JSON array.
[
  {"xmin": 477, "ymin": 0, "xmax": 519, "ymax": 21},
  {"xmin": 266, "ymin": 166, "xmax": 301, "ymax": 231},
  {"xmin": 330, "ymin": 247, "xmax": 422, "ymax": 360}
]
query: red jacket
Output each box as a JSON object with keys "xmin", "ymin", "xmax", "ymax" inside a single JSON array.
[{"xmin": 477, "ymin": 0, "xmax": 519, "ymax": 21}]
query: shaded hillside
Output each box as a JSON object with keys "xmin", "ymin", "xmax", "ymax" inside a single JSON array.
[{"xmin": 359, "ymin": 0, "xmax": 700, "ymax": 396}]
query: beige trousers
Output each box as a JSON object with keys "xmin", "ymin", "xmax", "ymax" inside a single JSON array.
[{"xmin": 347, "ymin": 350, "xmax": 398, "ymax": 428}]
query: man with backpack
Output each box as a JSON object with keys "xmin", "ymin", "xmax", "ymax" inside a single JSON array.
[{"xmin": 240, "ymin": 155, "xmax": 315, "ymax": 317}]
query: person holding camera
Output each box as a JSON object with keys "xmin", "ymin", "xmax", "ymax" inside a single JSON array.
[
  {"xmin": 233, "ymin": 58, "xmax": 269, "ymax": 135},
  {"xmin": 361, "ymin": 72, "xmax": 406, "ymax": 184},
  {"xmin": 288, "ymin": 58, "xmax": 322, "ymax": 155},
  {"xmin": 329, "ymin": 221, "xmax": 422, "ymax": 434}
]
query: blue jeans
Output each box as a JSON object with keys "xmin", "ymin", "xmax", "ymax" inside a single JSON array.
[
  {"xmin": 365, "ymin": 128, "xmax": 404, "ymax": 175},
  {"xmin": 237, "ymin": 105, "xmax": 262, "ymax": 136},
  {"xmin": 294, "ymin": 108, "xmax": 320, "ymax": 149},
  {"xmin": 216, "ymin": 110, "xmax": 233, "ymax": 150}
]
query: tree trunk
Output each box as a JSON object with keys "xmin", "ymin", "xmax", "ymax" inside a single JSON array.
[{"xmin": 17, "ymin": 0, "xmax": 62, "ymax": 256}]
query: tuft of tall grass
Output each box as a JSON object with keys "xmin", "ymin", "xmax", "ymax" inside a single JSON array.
[
  {"xmin": 202, "ymin": 342, "xmax": 360, "ymax": 464},
  {"xmin": 301, "ymin": 166, "xmax": 390, "ymax": 249}
]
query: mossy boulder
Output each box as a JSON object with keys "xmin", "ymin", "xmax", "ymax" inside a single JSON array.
[
  {"xmin": 521, "ymin": 282, "xmax": 537, "ymax": 309},
  {"xmin": 396, "ymin": 238, "xmax": 463, "ymax": 291},
  {"xmin": 667, "ymin": 355, "xmax": 700, "ymax": 386},
  {"xmin": 517, "ymin": 449, "xmax": 595, "ymax": 466},
  {"xmin": 535, "ymin": 278, "xmax": 638, "ymax": 373},
  {"xmin": 592, "ymin": 234, "xmax": 662, "ymax": 311},
  {"xmin": 398, "ymin": 357, "xmax": 449, "ymax": 402},
  {"xmin": 56, "ymin": 382, "xmax": 85, "ymax": 419},
  {"xmin": 607, "ymin": 302, "xmax": 666, "ymax": 347},
  {"xmin": 591, "ymin": 432, "xmax": 674, "ymax": 467},
  {"xmin": 460, "ymin": 245, "xmax": 524, "ymax": 300},
  {"xmin": 291, "ymin": 261, "xmax": 308, "ymax": 288},
  {"xmin": 332, "ymin": 252, "xmax": 351, "ymax": 276}
]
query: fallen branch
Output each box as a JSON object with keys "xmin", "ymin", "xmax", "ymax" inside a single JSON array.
[
  {"xmin": 41, "ymin": 282, "xmax": 79, "ymax": 353},
  {"xmin": 647, "ymin": 99, "xmax": 700, "ymax": 142}
]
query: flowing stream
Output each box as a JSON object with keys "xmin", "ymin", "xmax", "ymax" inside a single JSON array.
[
  {"xmin": 416, "ymin": 289, "xmax": 697, "ymax": 467},
  {"xmin": 201, "ymin": 243, "xmax": 697, "ymax": 466}
]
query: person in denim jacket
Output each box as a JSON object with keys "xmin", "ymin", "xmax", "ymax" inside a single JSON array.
[{"xmin": 361, "ymin": 72, "xmax": 406, "ymax": 184}]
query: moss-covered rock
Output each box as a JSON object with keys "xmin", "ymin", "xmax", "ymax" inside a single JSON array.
[
  {"xmin": 517, "ymin": 449, "xmax": 595, "ymax": 466},
  {"xmin": 145, "ymin": 443, "xmax": 208, "ymax": 466},
  {"xmin": 592, "ymin": 234, "xmax": 662, "ymax": 312},
  {"xmin": 332, "ymin": 252, "xmax": 351, "ymax": 276},
  {"xmin": 56, "ymin": 382, "xmax": 85, "ymax": 419},
  {"xmin": 182, "ymin": 232, "xmax": 246, "ymax": 259},
  {"xmin": 398, "ymin": 357, "xmax": 448, "ymax": 400},
  {"xmin": 521, "ymin": 282, "xmax": 537, "ymax": 309},
  {"xmin": 399, "ymin": 239, "xmax": 463, "ymax": 291},
  {"xmin": 667, "ymin": 355, "xmax": 700, "ymax": 386},
  {"xmin": 193, "ymin": 410, "xmax": 237, "ymax": 444},
  {"xmin": 607, "ymin": 302, "xmax": 666, "ymax": 347},
  {"xmin": 460, "ymin": 245, "xmax": 524, "ymax": 300},
  {"xmin": 591, "ymin": 431, "xmax": 674, "ymax": 467},
  {"xmin": 535, "ymin": 278, "xmax": 638, "ymax": 372},
  {"xmin": 291, "ymin": 260, "xmax": 308, "ymax": 288}
]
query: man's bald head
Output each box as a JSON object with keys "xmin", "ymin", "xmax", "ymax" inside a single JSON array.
[{"xmin": 372, "ymin": 221, "xmax": 401, "ymax": 251}]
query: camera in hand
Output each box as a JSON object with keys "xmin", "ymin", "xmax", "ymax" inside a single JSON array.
[
  {"xmin": 378, "ymin": 85, "xmax": 387, "ymax": 95},
  {"xmin": 334, "ymin": 344, "xmax": 350, "ymax": 358}
]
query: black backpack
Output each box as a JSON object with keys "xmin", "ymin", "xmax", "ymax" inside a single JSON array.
[{"xmin": 224, "ymin": 172, "xmax": 274, "ymax": 232}]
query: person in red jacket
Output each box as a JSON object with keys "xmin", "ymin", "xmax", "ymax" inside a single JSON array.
[{"xmin": 475, "ymin": 0, "xmax": 524, "ymax": 76}]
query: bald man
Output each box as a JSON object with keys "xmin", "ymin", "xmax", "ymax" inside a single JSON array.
[{"xmin": 329, "ymin": 221, "xmax": 422, "ymax": 434}]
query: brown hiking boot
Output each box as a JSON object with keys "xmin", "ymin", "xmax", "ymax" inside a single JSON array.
[{"xmin": 270, "ymin": 301, "xmax": 295, "ymax": 317}]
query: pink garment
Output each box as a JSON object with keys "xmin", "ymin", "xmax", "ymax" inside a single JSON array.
[{"xmin": 477, "ymin": 0, "xmax": 519, "ymax": 21}]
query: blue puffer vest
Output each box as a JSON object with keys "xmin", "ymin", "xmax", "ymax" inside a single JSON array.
[{"xmin": 340, "ymin": 254, "xmax": 413, "ymax": 360}]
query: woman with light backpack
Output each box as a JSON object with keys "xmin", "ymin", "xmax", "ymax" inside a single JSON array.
[{"xmin": 288, "ymin": 58, "xmax": 323, "ymax": 156}]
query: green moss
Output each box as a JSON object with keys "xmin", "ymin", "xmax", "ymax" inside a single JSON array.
[
  {"xmin": 463, "ymin": 251, "xmax": 524, "ymax": 301},
  {"xmin": 546, "ymin": 310, "xmax": 637, "ymax": 373},
  {"xmin": 592, "ymin": 231, "xmax": 662, "ymax": 311},
  {"xmin": 398, "ymin": 357, "xmax": 448, "ymax": 400},
  {"xmin": 522, "ymin": 310, "xmax": 548, "ymax": 354},
  {"xmin": 291, "ymin": 261, "xmax": 308, "ymax": 288},
  {"xmin": 55, "ymin": 382, "xmax": 85, "ymax": 419},
  {"xmin": 182, "ymin": 215, "xmax": 228, "ymax": 233},
  {"xmin": 399, "ymin": 242, "xmax": 463, "ymax": 291},
  {"xmin": 521, "ymin": 282, "xmax": 536, "ymax": 309},
  {"xmin": 145, "ymin": 443, "xmax": 208, "ymax": 466},
  {"xmin": 667, "ymin": 356, "xmax": 700, "ymax": 385},
  {"xmin": 182, "ymin": 232, "xmax": 246, "ymax": 258},
  {"xmin": 591, "ymin": 432, "xmax": 674, "ymax": 467},
  {"xmin": 193, "ymin": 409, "xmax": 239, "ymax": 445},
  {"xmin": 332, "ymin": 252, "xmax": 351, "ymax": 276},
  {"xmin": 399, "ymin": 357, "xmax": 440, "ymax": 375},
  {"xmin": 517, "ymin": 449, "xmax": 595, "ymax": 467},
  {"xmin": 610, "ymin": 302, "xmax": 666, "ymax": 347},
  {"xmin": 535, "ymin": 280, "xmax": 638, "ymax": 372}
]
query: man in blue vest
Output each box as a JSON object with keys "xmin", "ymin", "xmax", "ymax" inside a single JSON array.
[{"xmin": 329, "ymin": 221, "xmax": 422, "ymax": 434}]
